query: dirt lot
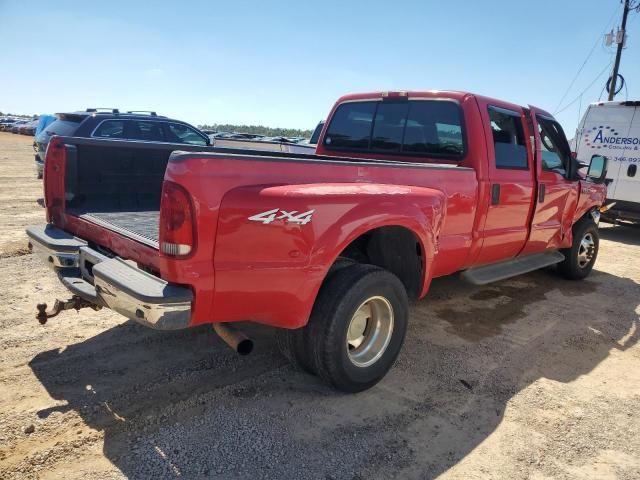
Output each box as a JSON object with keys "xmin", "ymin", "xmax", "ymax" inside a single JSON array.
[{"xmin": 0, "ymin": 131, "xmax": 639, "ymax": 479}]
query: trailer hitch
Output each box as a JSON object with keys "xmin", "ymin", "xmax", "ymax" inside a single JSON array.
[{"xmin": 36, "ymin": 296, "xmax": 102, "ymax": 325}]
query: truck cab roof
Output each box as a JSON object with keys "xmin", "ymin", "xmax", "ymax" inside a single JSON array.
[{"xmin": 330, "ymin": 90, "xmax": 554, "ymax": 119}]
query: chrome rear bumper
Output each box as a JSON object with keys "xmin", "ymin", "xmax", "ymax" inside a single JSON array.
[{"xmin": 26, "ymin": 224, "xmax": 192, "ymax": 330}]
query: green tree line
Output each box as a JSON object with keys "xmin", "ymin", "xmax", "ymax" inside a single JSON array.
[
  {"xmin": 0, "ymin": 112, "xmax": 36, "ymax": 119},
  {"xmin": 198, "ymin": 123, "xmax": 313, "ymax": 137}
]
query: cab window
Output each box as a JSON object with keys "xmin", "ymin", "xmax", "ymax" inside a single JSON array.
[
  {"xmin": 488, "ymin": 107, "xmax": 527, "ymax": 169},
  {"xmin": 537, "ymin": 116, "xmax": 571, "ymax": 175}
]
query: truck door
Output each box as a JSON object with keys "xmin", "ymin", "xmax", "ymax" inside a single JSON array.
[
  {"xmin": 521, "ymin": 108, "xmax": 580, "ymax": 254},
  {"xmin": 475, "ymin": 103, "xmax": 535, "ymax": 265}
]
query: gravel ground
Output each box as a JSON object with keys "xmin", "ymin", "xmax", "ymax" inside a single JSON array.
[{"xmin": 0, "ymin": 131, "xmax": 639, "ymax": 479}]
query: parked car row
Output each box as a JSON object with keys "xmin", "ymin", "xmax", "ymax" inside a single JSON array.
[
  {"xmin": 0, "ymin": 118, "xmax": 18, "ymax": 131},
  {"xmin": 1, "ymin": 118, "xmax": 38, "ymax": 134},
  {"xmin": 209, "ymin": 130, "xmax": 314, "ymax": 145},
  {"xmin": 208, "ymin": 120, "xmax": 325, "ymax": 153}
]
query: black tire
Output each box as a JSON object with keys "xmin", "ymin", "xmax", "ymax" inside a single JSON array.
[
  {"xmin": 557, "ymin": 218, "xmax": 599, "ymax": 280},
  {"xmin": 275, "ymin": 327, "xmax": 316, "ymax": 374},
  {"xmin": 274, "ymin": 258, "xmax": 355, "ymax": 375},
  {"xmin": 305, "ymin": 263, "xmax": 409, "ymax": 393}
]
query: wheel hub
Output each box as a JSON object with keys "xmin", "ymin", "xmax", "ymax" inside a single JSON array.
[
  {"xmin": 346, "ymin": 296, "xmax": 394, "ymax": 368},
  {"xmin": 577, "ymin": 232, "xmax": 595, "ymax": 268}
]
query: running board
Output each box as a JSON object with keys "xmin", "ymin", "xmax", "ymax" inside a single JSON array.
[{"xmin": 461, "ymin": 251, "xmax": 565, "ymax": 285}]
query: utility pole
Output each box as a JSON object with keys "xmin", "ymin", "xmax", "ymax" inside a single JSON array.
[{"xmin": 608, "ymin": 0, "xmax": 631, "ymax": 100}]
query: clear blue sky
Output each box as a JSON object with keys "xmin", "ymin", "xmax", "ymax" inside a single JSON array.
[{"xmin": 1, "ymin": 0, "xmax": 639, "ymax": 135}]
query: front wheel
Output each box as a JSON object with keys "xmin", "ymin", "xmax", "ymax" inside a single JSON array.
[
  {"xmin": 305, "ymin": 264, "xmax": 409, "ymax": 393},
  {"xmin": 557, "ymin": 219, "xmax": 599, "ymax": 280}
]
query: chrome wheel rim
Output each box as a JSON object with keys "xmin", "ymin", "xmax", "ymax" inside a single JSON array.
[
  {"xmin": 577, "ymin": 232, "xmax": 595, "ymax": 268},
  {"xmin": 346, "ymin": 296, "xmax": 394, "ymax": 368}
]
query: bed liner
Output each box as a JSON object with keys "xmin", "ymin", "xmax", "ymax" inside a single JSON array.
[{"xmin": 72, "ymin": 210, "xmax": 160, "ymax": 249}]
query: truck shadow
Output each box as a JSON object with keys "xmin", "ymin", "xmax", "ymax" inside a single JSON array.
[{"xmin": 28, "ymin": 268, "xmax": 639, "ymax": 479}]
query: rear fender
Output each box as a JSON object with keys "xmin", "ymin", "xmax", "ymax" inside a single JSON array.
[{"xmin": 211, "ymin": 183, "xmax": 445, "ymax": 328}]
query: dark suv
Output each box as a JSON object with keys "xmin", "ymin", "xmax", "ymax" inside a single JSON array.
[{"xmin": 34, "ymin": 109, "xmax": 209, "ymax": 178}]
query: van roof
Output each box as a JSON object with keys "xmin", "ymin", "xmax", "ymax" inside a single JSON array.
[{"xmin": 588, "ymin": 100, "xmax": 640, "ymax": 108}]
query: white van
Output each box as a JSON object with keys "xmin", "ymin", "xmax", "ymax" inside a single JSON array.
[{"xmin": 573, "ymin": 101, "xmax": 640, "ymax": 224}]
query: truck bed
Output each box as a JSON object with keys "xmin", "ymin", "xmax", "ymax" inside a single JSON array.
[
  {"xmin": 74, "ymin": 210, "xmax": 160, "ymax": 248},
  {"xmin": 57, "ymin": 137, "xmax": 463, "ymax": 258}
]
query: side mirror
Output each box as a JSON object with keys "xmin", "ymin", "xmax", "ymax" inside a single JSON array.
[{"xmin": 587, "ymin": 154, "xmax": 608, "ymax": 184}]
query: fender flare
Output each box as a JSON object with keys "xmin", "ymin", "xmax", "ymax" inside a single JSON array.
[{"xmin": 307, "ymin": 192, "xmax": 445, "ymax": 298}]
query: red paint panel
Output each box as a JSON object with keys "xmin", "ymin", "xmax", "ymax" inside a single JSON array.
[
  {"xmin": 162, "ymin": 153, "xmax": 477, "ymax": 327},
  {"xmin": 211, "ymin": 183, "xmax": 446, "ymax": 327}
]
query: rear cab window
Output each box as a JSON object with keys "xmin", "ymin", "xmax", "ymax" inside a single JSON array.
[{"xmin": 323, "ymin": 99, "xmax": 465, "ymax": 160}]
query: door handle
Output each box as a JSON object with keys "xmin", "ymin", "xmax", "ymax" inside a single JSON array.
[
  {"xmin": 491, "ymin": 184, "xmax": 500, "ymax": 205},
  {"xmin": 538, "ymin": 183, "xmax": 546, "ymax": 203}
]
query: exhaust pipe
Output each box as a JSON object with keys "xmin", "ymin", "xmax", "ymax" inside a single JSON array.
[{"xmin": 213, "ymin": 323, "xmax": 253, "ymax": 355}]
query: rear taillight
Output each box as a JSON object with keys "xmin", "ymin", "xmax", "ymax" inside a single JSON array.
[{"xmin": 159, "ymin": 181, "xmax": 196, "ymax": 258}]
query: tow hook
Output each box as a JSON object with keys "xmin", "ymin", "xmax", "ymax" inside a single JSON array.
[{"xmin": 36, "ymin": 296, "xmax": 102, "ymax": 325}]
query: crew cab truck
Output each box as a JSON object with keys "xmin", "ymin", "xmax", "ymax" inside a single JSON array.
[{"xmin": 27, "ymin": 91, "xmax": 608, "ymax": 393}]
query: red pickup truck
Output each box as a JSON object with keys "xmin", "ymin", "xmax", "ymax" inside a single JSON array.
[{"xmin": 27, "ymin": 91, "xmax": 608, "ymax": 392}]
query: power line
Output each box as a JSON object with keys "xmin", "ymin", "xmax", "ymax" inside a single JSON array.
[
  {"xmin": 553, "ymin": 3, "xmax": 622, "ymax": 113},
  {"xmin": 554, "ymin": 60, "xmax": 613, "ymax": 115}
]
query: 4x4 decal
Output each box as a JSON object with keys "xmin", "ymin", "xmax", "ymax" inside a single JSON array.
[{"xmin": 248, "ymin": 208, "xmax": 314, "ymax": 225}]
